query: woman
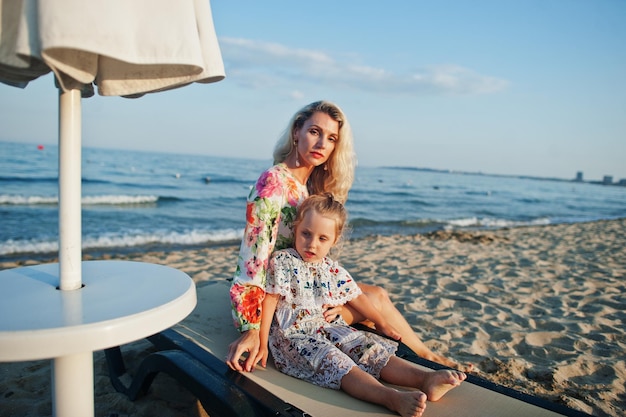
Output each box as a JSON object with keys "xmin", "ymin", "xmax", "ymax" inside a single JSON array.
[{"xmin": 227, "ymin": 100, "xmax": 467, "ymax": 372}]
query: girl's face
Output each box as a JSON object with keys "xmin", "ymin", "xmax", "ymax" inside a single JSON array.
[
  {"xmin": 293, "ymin": 112, "xmax": 339, "ymax": 168},
  {"xmin": 294, "ymin": 209, "xmax": 337, "ymax": 263}
]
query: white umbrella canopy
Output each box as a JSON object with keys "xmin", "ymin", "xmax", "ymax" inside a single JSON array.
[
  {"xmin": 0, "ymin": 1, "xmax": 224, "ymax": 415},
  {"xmin": 0, "ymin": 0, "xmax": 225, "ymax": 290},
  {"xmin": 0, "ymin": 0, "xmax": 225, "ymax": 95}
]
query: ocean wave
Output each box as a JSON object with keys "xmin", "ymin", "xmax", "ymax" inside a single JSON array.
[
  {"xmin": 348, "ymin": 217, "xmax": 445, "ymax": 237},
  {"xmin": 0, "ymin": 175, "xmax": 58, "ymax": 183},
  {"xmin": 82, "ymin": 177, "xmax": 183, "ymax": 190},
  {"xmin": 443, "ymin": 217, "xmax": 551, "ymax": 229},
  {"xmin": 199, "ymin": 176, "xmax": 257, "ymax": 185},
  {"xmin": 0, "ymin": 228, "xmax": 244, "ymax": 256},
  {"xmin": 82, "ymin": 195, "xmax": 160, "ymax": 205},
  {"xmin": 0, "ymin": 194, "xmax": 160, "ymax": 206},
  {"xmin": 0, "ymin": 195, "xmax": 58, "ymax": 205},
  {"xmin": 80, "ymin": 175, "xmax": 254, "ymax": 187},
  {"xmin": 349, "ymin": 216, "xmax": 554, "ymax": 236}
]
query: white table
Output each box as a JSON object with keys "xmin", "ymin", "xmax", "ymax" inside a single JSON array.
[{"xmin": 0, "ymin": 260, "xmax": 197, "ymax": 417}]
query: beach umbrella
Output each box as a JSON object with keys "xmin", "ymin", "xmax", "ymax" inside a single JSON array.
[
  {"xmin": 0, "ymin": 0, "xmax": 224, "ymax": 414},
  {"xmin": 0, "ymin": 0, "xmax": 225, "ymax": 290}
]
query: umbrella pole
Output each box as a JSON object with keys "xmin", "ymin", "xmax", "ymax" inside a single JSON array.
[
  {"xmin": 53, "ymin": 87, "xmax": 94, "ymax": 417},
  {"xmin": 53, "ymin": 353, "xmax": 94, "ymax": 417},
  {"xmin": 58, "ymin": 87, "xmax": 82, "ymax": 291}
]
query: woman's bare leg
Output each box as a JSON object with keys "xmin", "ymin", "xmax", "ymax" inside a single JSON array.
[
  {"xmin": 379, "ymin": 356, "xmax": 466, "ymax": 402},
  {"xmin": 341, "ymin": 366, "xmax": 427, "ymax": 417},
  {"xmin": 343, "ymin": 283, "xmax": 473, "ymax": 371}
]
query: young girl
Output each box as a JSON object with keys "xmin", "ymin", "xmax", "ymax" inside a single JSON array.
[{"xmin": 259, "ymin": 194, "xmax": 466, "ymax": 417}]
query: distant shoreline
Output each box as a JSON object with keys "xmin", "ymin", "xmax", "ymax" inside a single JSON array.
[{"xmin": 384, "ymin": 165, "xmax": 626, "ymax": 187}]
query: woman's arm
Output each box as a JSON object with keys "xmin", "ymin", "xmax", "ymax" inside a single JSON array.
[
  {"xmin": 227, "ymin": 193, "xmax": 281, "ymax": 371},
  {"xmin": 227, "ymin": 167, "xmax": 302, "ymax": 369},
  {"xmin": 230, "ymin": 171, "xmax": 286, "ymax": 332}
]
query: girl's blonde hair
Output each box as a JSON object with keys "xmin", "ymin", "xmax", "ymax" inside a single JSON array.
[
  {"xmin": 273, "ymin": 100, "xmax": 356, "ymax": 203},
  {"xmin": 294, "ymin": 193, "xmax": 348, "ymax": 246}
]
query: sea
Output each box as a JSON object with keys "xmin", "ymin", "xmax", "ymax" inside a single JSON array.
[{"xmin": 1, "ymin": 140, "xmax": 625, "ymax": 261}]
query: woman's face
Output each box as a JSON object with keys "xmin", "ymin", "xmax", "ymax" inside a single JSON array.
[
  {"xmin": 294, "ymin": 112, "xmax": 339, "ymax": 168},
  {"xmin": 294, "ymin": 209, "xmax": 337, "ymax": 263}
]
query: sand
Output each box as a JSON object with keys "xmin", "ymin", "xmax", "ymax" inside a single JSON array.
[{"xmin": 1, "ymin": 218, "xmax": 624, "ymax": 417}]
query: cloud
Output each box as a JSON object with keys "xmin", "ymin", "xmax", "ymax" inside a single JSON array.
[
  {"xmin": 219, "ymin": 37, "xmax": 508, "ymax": 96},
  {"xmin": 289, "ymin": 90, "xmax": 305, "ymax": 100}
]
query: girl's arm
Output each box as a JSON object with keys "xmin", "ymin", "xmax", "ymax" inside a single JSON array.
[
  {"xmin": 256, "ymin": 293, "xmax": 279, "ymax": 369},
  {"xmin": 348, "ymin": 293, "xmax": 401, "ymax": 341}
]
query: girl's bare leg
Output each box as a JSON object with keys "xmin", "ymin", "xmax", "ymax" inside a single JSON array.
[
  {"xmin": 343, "ymin": 283, "xmax": 473, "ymax": 371},
  {"xmin": 380, "ymin": 357, "xmax": 466, "ymax": 402},
  {"xmin": 341, "ymin": 366, "xmax": 427, "ymax": 417}
]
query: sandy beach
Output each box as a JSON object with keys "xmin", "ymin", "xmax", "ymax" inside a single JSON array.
[{"xmin": 1, "ymin": 218, "xmax": 624, "ymax": 417}]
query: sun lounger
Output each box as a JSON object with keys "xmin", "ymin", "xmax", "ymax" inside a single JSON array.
[{"xmin": 106, "ymin": 281, "xmax": 593, "ymax": 417}]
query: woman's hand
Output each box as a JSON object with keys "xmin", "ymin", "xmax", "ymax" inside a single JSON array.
[
  {"xmin": 322, "ymin": 304, "xmax": 343, "ymax": 322},
  {"xmin": 226, "ymin": 329, "xmax": 261, "ymax": 372}
]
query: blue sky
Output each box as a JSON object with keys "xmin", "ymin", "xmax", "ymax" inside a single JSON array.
[{"xmin": 1, "ymin": 1, "xmax": 624, "ymax": 181}]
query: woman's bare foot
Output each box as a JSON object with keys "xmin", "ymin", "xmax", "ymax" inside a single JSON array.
[
  {"xmin": 389, "ymin": 390, "xmax": 427, "ymax": 417},
  {"xmin": 422, "ymin": 369, "xmax": 466, "ymax": 402},
  {"xmin": 423, "ymin": 351, "xmax": 474, "ymax": 373}
]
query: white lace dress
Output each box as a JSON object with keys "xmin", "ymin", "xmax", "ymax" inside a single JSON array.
[{"xmin": 266, "ymin": 248, "xmax": 398, "ymax": 389}]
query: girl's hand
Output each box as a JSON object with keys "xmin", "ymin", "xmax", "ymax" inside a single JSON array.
[
  {"xmin": 322, "ymin": 304, "xmax": 343, "ymax": 322},
  {"xmin": 254, "ymin": 345, "xmax": 270, "ymax": 369}
]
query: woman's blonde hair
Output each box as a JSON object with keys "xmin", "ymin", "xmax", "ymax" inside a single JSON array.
[{"xmin": 273, "ymin": 100, "xmax": 356, "ymax": 203}]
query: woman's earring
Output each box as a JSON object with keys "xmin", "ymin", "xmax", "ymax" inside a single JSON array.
[
  {"xmin": 294, "ymin": 141, "xmax": 300, "ymax": 167},
  {"xmin": 323, "ymin": 164, "xmax": 328, "ymax": 171}
]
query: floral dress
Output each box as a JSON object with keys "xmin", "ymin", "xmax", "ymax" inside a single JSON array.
[
  {"xmin": 266, "ymin": 248, "xmax": 398, "ymax": 389},
  {"xmin": 230, "ymin": 163, "xmax": 309, "ymax": 331}
]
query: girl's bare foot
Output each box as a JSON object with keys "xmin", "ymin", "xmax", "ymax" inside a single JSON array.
[
  {"xmin": 389, "ymin": 390, "xmax": 427, "ymax": 417},
  {"xmin": 421, "ymin": 369, "xmax": 466, "ymax": 401}
]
